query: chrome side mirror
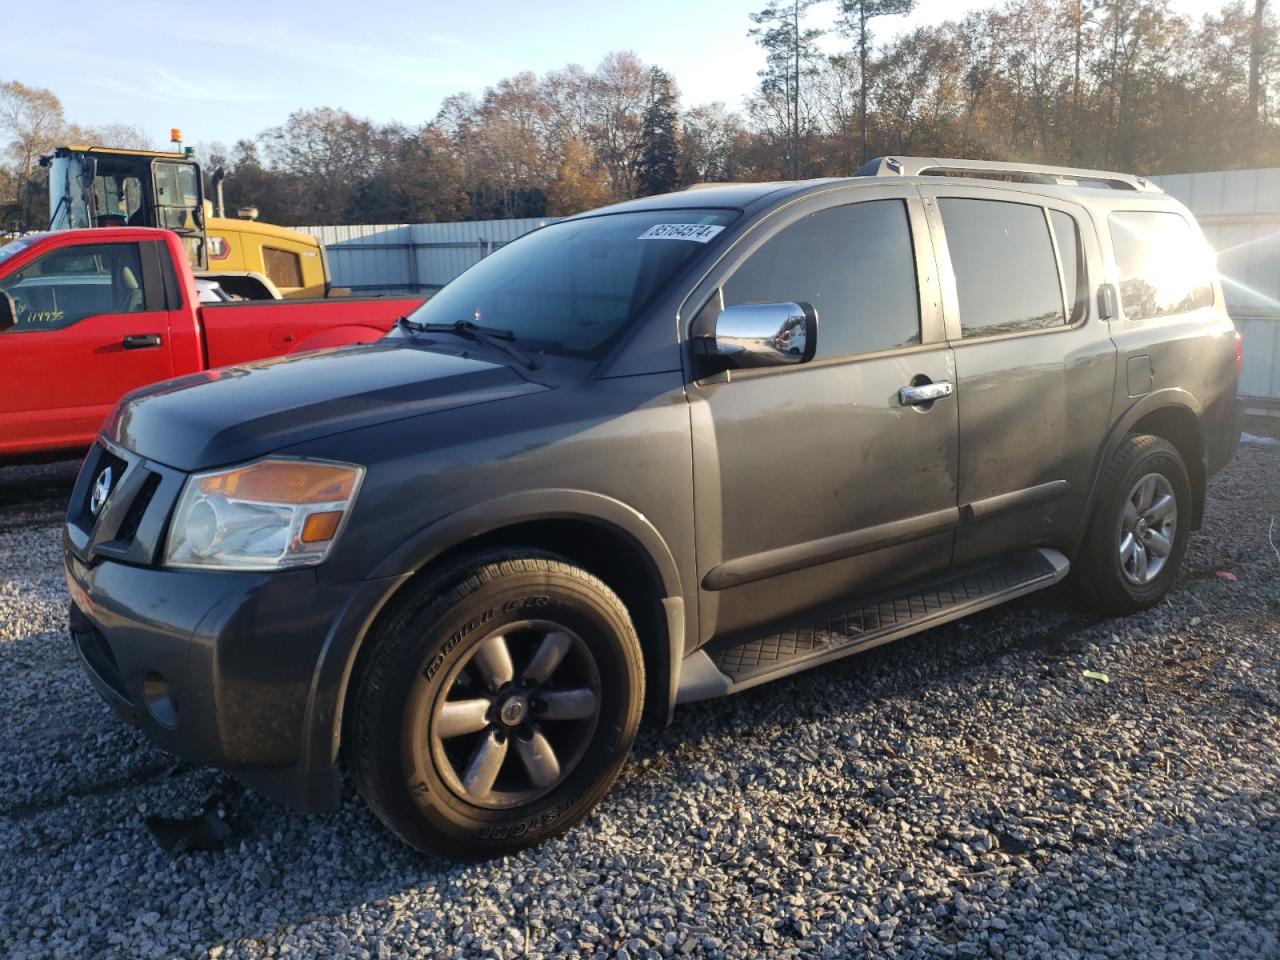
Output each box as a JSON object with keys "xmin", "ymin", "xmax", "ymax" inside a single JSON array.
[{"xmin": 709, "ymin": 301, "xmax": 818, "ymax": 368}]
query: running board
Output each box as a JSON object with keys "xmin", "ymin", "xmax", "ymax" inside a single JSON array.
[{"xmin": 676, "ymin": 548, "xmax": 1069, "ymax": 702}]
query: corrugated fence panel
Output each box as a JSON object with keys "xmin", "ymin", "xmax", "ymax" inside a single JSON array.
[
  {"xmin": 1153, "ymin": 168, "xmax": 1280, "ymax": 400},
  {"xmin": 300, "ymin": 218, "xmax": 555, "ymax": 294}
]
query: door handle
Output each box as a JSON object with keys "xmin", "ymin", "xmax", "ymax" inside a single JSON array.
[
  {"xmin": 122, "ymin": 334, "xmax": 163, "ymax": 350},
  {"xmin": 898, "ymin": 380, "xmax": 953, "ymax": 406}
]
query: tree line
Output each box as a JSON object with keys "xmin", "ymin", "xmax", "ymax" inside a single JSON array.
[{"xmin": 2, "ymin": 0, "xmax": 1278, "ymax": 230}]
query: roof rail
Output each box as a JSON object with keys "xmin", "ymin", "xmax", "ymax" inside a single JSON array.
[{"xmin": 856, "ymin": 156, "xmax": 1162, "ymax": 193}]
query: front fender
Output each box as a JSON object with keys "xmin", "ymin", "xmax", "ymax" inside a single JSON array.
[
  {"xmin": 369, "ymin": 488, "xmax": 683, "ymax": 597},
  {"xmin": 304, "ymin": 489, "xmax": 688, "ymax": 769}
]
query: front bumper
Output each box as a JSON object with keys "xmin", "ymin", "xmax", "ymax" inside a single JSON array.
[{"xmin": 63, "ymin": 444, "xmax": 404, "ymax": 813}]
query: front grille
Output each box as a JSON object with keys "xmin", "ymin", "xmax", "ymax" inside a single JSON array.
[{"xmin": 112, "ymin": 471, "xmax": 160, "ymax": 544}]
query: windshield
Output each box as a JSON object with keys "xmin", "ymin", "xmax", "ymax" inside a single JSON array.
[
  {"xmin": 404, "ymin": 209, "xmax": 738, "ymax": 358},
  {"xmin": 0, "ymin": 235, "xmax": 39, "ymax": 268}
]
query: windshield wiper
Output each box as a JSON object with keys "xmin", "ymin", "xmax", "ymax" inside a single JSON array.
[{"xmin": 396, "ymin": 318, "xmax": 538, "ymax": 370}]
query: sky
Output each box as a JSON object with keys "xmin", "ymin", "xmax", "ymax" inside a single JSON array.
[{"xmin": 7, "ymin": 0, "xmax": 1233, "ymax": 149}]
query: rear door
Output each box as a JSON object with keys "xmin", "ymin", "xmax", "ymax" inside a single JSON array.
[
  {"xmin": 686, "ymin": 186, "xmax": 960, "ymax": 644},
  {"xmin": 920, "ymin": 185, "xmax": 1116, "ymax": 564},
  {"xmin": 0, "ymin": 238, "xmax": 176, "ymax": 457}
]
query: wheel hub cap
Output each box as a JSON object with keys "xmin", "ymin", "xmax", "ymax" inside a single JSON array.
[
  {"xmin": 427, "ymin": 620, "xmax": 602, "ymax": 809},
  {"xmin": 1118, "ymin": 472, "xmax": 1177, "ymax": 586},
  {"xmin": 498, "ymin": 693, "xmax": 529, "ymax": 727}
]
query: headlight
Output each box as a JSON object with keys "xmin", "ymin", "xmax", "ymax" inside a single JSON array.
[{"xmin": 164, "ymin": 459, "xmax": 364, "ymax": 570}]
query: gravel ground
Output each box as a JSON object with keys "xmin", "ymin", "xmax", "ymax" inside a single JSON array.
[{"xmin": 1, "ymin": 440, "xmax": 1278, "ymax": 959}]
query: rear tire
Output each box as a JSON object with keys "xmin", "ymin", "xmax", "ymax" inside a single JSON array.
[
  {"xmin": 1072, "ymin": 434, "xmax": 1191, "ymax": 616},
  {"xmin": 346, "ymin": 551, "xmax": 644, "ymax": 860}
]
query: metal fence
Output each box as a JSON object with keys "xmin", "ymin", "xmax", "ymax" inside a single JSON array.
[
  {"xmin": 299, "ymin": 218, "xmax": 554, "ymax": 295},
  {"xmin": 1153, "ymin": 168, "xmax": 1280, "ymax": 403}
]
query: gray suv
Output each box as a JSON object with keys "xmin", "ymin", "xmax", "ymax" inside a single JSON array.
[{"xmin": 65, "ymin": 157, "xmax": 1242, "ymax": 859}]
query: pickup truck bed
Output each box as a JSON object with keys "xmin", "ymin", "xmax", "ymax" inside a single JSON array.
[{"xmin": 0, "ymin": 228, "xmax": 423, "ymax": 462}]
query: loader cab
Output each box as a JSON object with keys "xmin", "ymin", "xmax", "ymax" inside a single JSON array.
[{"xmin": 44, "ymin": 147, "xmax": 208, "ymax": 269}]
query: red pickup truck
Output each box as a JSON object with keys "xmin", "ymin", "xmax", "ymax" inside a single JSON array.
[{"xmin": 0, "ymin": 228, "xmax": 423, "ymax": 462}]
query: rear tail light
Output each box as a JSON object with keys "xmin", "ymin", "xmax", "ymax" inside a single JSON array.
[{"xmin": 1235, "ymin": 330, "xmax": 1243, "ymax": 374}]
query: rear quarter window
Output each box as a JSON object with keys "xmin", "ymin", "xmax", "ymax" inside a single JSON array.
[{"xmin": 1109, "ymin": 211, "xmax": 1214, "ymax": 321}]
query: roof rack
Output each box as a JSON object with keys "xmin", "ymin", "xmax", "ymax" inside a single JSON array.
[{"xmin": 856, "ymin": 156, "xmax": 1161, "ymax": 193}]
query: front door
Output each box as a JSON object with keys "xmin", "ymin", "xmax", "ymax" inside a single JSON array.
[
  {"xmin": 0, "ymin": 239, "xmax": 175, "ymax": 458},
  {"xmin": 687, "ymin": 188, "xmax": 960, "ymax": 645}
]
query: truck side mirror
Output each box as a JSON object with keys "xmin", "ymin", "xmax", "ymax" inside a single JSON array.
[
  {"xmin": 705, "ymin": 301, "xmax": 819, "ymax": 368},
  {"xmin": 0, "ymin": 292, "xmax": 16, "ymax": 332}
]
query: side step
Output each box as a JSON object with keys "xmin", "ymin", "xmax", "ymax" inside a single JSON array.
[{"xmin": 677, "ymin": 548, "xmax": 1069, "ymax": 703}]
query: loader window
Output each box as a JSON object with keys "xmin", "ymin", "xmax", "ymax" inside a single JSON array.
[
  {"xmin": 92, "ymin": 172, "xmax": 145, "ymax": 227},
  {"xmin": 263, "ymin": 247, "xmax": 304, "ymax": 290},
  {"xmin": 153, "ymin": 162, "xmax": 201, "ymax": 232},
  {"xmin": 0, "ymin": 243, "xmax": 147, "ymax": 332}
]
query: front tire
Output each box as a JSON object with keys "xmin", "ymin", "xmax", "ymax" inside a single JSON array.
[
  {"xmin": 346, "ymin": 551, "xmax": 644, "ymax": 860},
  {"xmin": 1072, "ymin": 434, "xmax": 1192, "ymax": 616}
]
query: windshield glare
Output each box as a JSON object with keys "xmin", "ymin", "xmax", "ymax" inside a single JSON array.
[{"xmin": 406, "ymin": 209, "xmax": 737, "ymax": 358}]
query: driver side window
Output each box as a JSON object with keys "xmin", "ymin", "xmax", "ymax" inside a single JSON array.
[
  {"xmin": 0, "ymin": 243, "xmax": 147, "ymax": 333},
  {"xmin": 721, "ymin": 199, "xmax": 922, "ymax": 360}
]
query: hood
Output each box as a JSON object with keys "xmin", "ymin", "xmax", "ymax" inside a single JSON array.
[{"xmin": 108, "ymin": 342, "xmax": 547, "ymax": 471}]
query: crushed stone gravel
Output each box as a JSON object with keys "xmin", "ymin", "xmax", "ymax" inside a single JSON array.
[{"xmin": 1, "ymin": 444, "xmax": 1277, "ymax": 959}]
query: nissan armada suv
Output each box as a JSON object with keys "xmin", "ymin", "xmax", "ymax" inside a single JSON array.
[{"xmin": 63, "ymin": 158, "xmax": 1242, "ymax": 859}]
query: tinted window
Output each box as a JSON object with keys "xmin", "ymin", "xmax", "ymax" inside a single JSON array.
[
  {"xmin": 1109, "ymin": 211, "xmax": 1213, "ymax": 320},
  {"xmin": 721, "ymin": 199, "xmax": 920, "ymax": 359},
  {"xmin": 409, "ymin": 209, "xmax": 736, "ymax": 359},
  {"xmin": 0, "ymin": 243, "xmax": 146, "ymax": 332},
  {"xmin": 939, "ymin": 198, "xmax": 1066, "ymax": 338},
  {"xmin": 1050, "ymin": 210, "xmax": 1088, "ymax": 324}
]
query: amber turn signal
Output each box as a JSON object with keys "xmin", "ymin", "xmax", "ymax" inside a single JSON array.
[{"xmin": 300, "ymin": 510, "xmax": 344, "ymax": 543}]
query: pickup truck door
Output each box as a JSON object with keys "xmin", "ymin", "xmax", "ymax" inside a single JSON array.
[
  {"xmin": 918, "ymin": 186, "xmax": 1116, "ymax": 566},
  {"xmin": 0, "ymin": 238, "xmax": 176, "ymax": 457},
  {"xmin": 686, "ymin": 187, "xmax": 960, "ymax": 644}
]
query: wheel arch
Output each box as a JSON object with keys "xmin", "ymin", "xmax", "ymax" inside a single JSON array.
[
  {"xmin": 1074, "ymin": 389, "xmax": 1208, "ymax": 556},
  {"xmin": 321, "ymin": 490, "xmax": 687, "ymax": 769}
]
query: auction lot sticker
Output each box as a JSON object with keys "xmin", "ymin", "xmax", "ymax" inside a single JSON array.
[{"xmin": 638, "ymin": 223, "xmax": 726, "ymax": 242}]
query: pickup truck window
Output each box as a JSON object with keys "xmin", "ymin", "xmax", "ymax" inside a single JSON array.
[
  {"xmin": 0, "ymin": 242, "xmax": 147, "ymax": 332},
  {"xmin": 721, "ymin": 199, "xmax": 921, "ymax": 359},
  {"xmin": 940, "ymin": 198, "xmax": 1067, "ymax": 339},
  {"xmin": 404, "ymin": 209, "xmax": 737, "ymax": 358},
  {"xmin": 1109, "ymin": 211, "xmax": 1214, "ymax": 321}
]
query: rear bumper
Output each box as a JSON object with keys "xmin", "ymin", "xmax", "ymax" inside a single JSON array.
[{"xmin": 64, "ymin": 547, "xmax": 399, "ymax": 813}]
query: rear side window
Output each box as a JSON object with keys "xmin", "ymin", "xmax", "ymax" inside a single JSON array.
[
  {"xmin": 1109, "ymin": 211, "xmax": 1213, "ymax": 320},
  {"xmin": 939, "ymin": 198, "xmax": 1067, "ymax": 338},
  {"xmin": 721, "ymin": 199, "xmax": 921, "ymax": 359},
  {"xmin": 263, "ymin": 247, "xmax": 304, "ymax": 289}
]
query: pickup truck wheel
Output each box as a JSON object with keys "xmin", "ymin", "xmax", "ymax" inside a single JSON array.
[
  {"xmin": 346, "ymin": 551, "xmax": 644, "ymax": 860},
  {"xmin": 1073, "ymin": 434, "xmax": 1191, "ymax": 616}
]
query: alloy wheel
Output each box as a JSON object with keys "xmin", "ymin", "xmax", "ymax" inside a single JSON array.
[
  {"xmin": 427, "ymin": 620, "xmax": 602, "ymax": 809},
  {"xmin": 1117, "ymin": 472, "xmax": 1178, "ymax": 586}
]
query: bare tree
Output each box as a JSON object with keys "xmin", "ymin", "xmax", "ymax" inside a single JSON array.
[
  {"xmin": 838, "ymin": 0, "xmax": 916, "ymax": 163},
  {"xmin": 750, "ymin": 0, "xmax": 825, "ymax": 177}
]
